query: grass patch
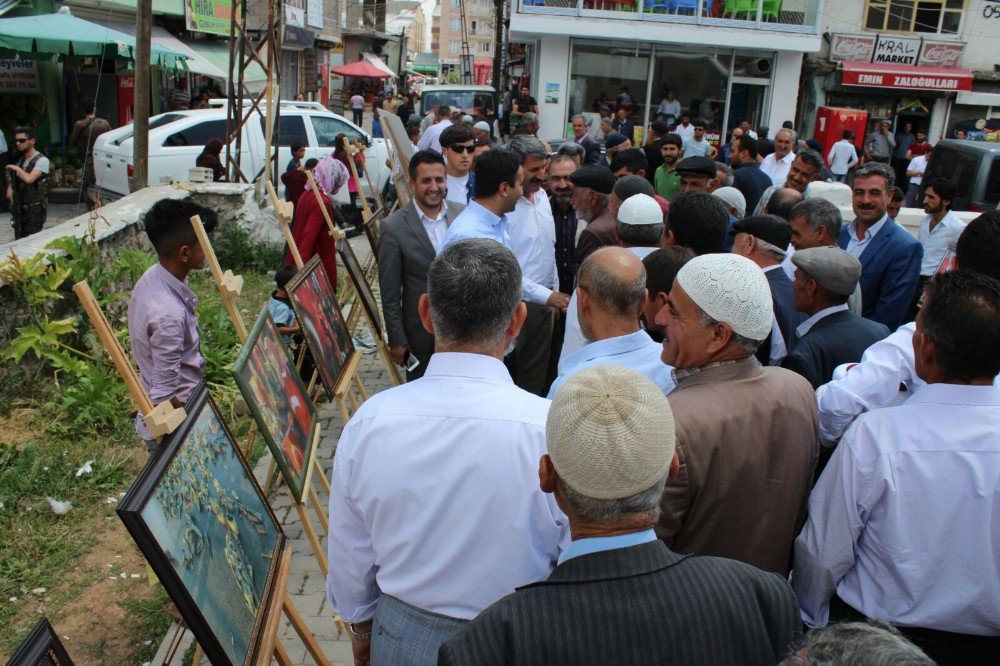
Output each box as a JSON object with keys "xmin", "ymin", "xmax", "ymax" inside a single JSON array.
[{"xmin": 120, "ymin": 586, "xmax": 172, "ymax": 663}]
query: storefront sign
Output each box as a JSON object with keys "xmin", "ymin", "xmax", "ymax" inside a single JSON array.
[
  {"xmin": 186, "ymin": 0, "xmax": 237, "ymax": 37},
  {"xmin": 829, "ymin": 34, "xmax": 876, "ymax": 62},
  {"xmin": 118, "ymin": 75, "xmax": 135, "ymax": 127},
  {"xmin": 306, "ymin": 0, "xmax": 323, "ymax": 29},
  {"xmin": 302, "ymin": 49, "xmax": 318, "ymax": 93},
  {"xmin": 829, "ymin": 33, "xmax": 965, "ymax": 69},
  {"xmin": 285, "ymin": 2, "xmax": 305, "ymax": 28},
  {"xmin": 919, "ymin": 41, "xmax": 965, "ymax": 69},
  {"xmin": 841, "ymin": 64, "xmax": 972, "ymax": 92},
  {"xmin": 0, "ymin": 59, "xmax": 40, "ymax": 93},
  {"xmin": 872, "ymin": 36, "xmax": 920, "ymax": 65},
  {"xmin": 283, "ymin": 25, "xmax": 315, "ymax": 50}
]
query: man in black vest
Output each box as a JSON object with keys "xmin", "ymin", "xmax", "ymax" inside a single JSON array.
[{"xmin": 5, "ymin": 126, "xmax": 49, "ymax": 239}]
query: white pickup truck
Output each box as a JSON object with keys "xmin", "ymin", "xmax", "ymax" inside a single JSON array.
[{"xmin": 93, "ymin": 100, "xmax": 390, "ymax": 204}]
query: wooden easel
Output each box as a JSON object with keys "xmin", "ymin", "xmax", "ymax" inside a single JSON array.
[
  {"xmin": 343, "ymin": 141, "xmax": 374, "ymax": 223},
  {"xmin": 190, "ymin": 216, "xmax": 332, "ymax": 575},
  {"xmin": 350, "ymin": 141, "xmax": 386, "ymax": 214},
  {"xmin": 257, "ymin": 547, "xmax": 329, "ymax": 665},
  {"xmin": 265, "ymin": 180, "xmax": 304, "ymax": 269}
]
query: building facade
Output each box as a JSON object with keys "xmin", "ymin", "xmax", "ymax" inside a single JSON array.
[
  {"xmin": 509, "ymin": 1, "xmax": 822, "ymax": 143},
  {"xmin": 805, "ymin": 1, "xmax": 1000, "ymax": 146},
  {"xmin": 438, "ymin": 0, "xmax": 496, "ymax": 81}
]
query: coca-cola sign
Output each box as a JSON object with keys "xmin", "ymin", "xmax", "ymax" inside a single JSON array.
[
  {"xmin": 829, "ymin": 33, "xmax": 965, "ymax": 69},
  {"xmin": 830, "ymin": 34, "xmax": 876, "ymax": 62},
  {"xmin": 920, "ymin": 41, "xmax": 965, "ymax": 68}
]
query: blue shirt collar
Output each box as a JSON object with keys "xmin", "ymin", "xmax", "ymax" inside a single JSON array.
[
  {"xmin": 468, "ymin": 200, "xmax": 507, "ymax": 231},
  {"xmin": 558, "ymin": 529, "xmax": 658, "ymax": 565},
  {"xmin": 563, "ymin": 330, "xmax": 652, "ymax": 367}
]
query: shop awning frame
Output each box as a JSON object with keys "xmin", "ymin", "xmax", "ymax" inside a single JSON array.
[
  {"xmin": 0, "ymin": 11, "xmax": 188, "ymax": 69},
  {"xmin": 332, "ymin": 59, "xmax": 393, "ymax": 79},
  {"xmin": 839, "ymin": 61, "xmax": 972, "ymax": 92}
]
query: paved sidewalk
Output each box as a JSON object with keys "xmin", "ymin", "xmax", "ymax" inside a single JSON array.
[{"xmin": 252, "ymin": 237, "xmax": 390, "ymax": 665}]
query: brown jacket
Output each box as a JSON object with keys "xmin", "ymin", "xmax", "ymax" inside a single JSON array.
[
  {"xmin": 574, "ymin": 204, "xmax": 617, "ymax": 264},
  {"xmin": 658, "ymin": 357, "xmax": 819, "ymax": 574}
]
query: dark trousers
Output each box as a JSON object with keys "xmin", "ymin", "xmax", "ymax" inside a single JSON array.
[
  {"xmin": 13, "ymin": 203, "xmax": 45, "ymax": 239},
  {"xmin": 509, "ymin": 302, "xmax": 556, "ymax": 397},
  {"xmin": 892, "ymin": 156, "xmax": 910, "ymax": 192},
  {"xmin": 830, "ymin": 596, "xmax": 1000, "ymax": 665},
  {"xmin": 352, "ymin": 108, "xmax": 364, "ymax": 126}
]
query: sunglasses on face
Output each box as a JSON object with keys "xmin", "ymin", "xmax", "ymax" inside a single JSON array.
[
  {"xmin": 448, "ymin": 144, "xmax": 476, "ymax": 154},
  {"xmin": 15, "ymin": 138, "xmax": 28, "ymax": 144}
]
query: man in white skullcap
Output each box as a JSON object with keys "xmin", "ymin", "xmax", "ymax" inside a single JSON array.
[
  {"xmin": 548, "ymin": 247, "xmax": 674, "ymax": 399},
  {"xmin": 654, "ymin": 253, "xmax": 819, "ymax": 574},
  {"xmin": 441, "ymin": 366, "xmax": 802, "ymax": 664}
]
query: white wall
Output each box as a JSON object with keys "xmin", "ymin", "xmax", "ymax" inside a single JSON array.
[
  {"xmin": 534, "ymin": 35, "xmax": 571, "ymax": 142},
  {"xmin": 768, "ymin": 51, "xmax": 804, "ymax": 135}
]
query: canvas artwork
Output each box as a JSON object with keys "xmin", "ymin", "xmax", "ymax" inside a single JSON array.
[
  {"xmin": 287, "ymin": 256, "xmax": 355, "ymax": 399},
  {"xmin": 362, "ymin": 206, "xmax": 385, "ymax": 257},
  {"xmin": 117, "ymin": 387, "xmax": 284, "ymax": 666},
  {"xmin": 338, "ymin": 238, "xmax": 384, "ymax": 338},
  {"xmin": 6, "ymin": 618, "xmax": 75, "ymax": 666},
  {"xmin": 232, "ymin": 308, "xmax": 318, "ymax": 502}
]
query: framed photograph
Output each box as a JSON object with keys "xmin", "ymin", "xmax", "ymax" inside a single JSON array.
[
  {"xmin": 7, "ymin": 618, "xmax": 74, "ymax": 666},
  {"xmin": 338, "ymin": 238, "xmax": 384, "ymax": 339},
  {"xmin": 117, "ymin": 386, "xmax": 285, "ymax": 666},
  {"xmin": 232, "ymin": 308, "xmax": 319, "ymax": 502},
  {"xmin": 362, "ymin": 206, "xmax": 386, "ymax": 258},
  {"xmin": 287, "ymin": 255, "xmax": 355, "ymax": 400}
]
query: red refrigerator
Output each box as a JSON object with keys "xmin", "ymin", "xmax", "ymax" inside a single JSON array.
[{"xmin": 813, "ymin": 107, "xmax": 869, "ymax": 164}]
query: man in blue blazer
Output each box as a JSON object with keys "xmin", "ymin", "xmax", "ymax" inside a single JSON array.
[
  {"xmin": 570, "ymin": 114, "xmax": 603, "ymax": 165},
  {"xmin": 838, "ymin": 163, "xmax": 922, "ymax": 330}
]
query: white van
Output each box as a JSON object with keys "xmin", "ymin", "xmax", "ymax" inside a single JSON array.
[
  {"xmin": 419, "ymin": 85, "xmax": 495, "ymax": 120},
  {"xmin": 93, "ymin": 100, "xmax": 390, "ymax": 204}
]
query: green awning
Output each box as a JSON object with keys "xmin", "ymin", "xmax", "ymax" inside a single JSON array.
[
  {"xmin": 96, "ymin": 0, "xmax": 184, "ymax": 16},
  {"xmin": 0, "ymin": 11, "xmax": 188, "ymax": 68},
  {"xmin": 191, "ymin": 39, "xmax": 266, "ymax": 89}
]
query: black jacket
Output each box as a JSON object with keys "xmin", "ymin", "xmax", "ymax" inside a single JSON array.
[
  {"xmin": 439, "ymin": 540, "xmax": 802, "ymax": 665},
  {"xmin": 782, "ymin": 308, "xmax": 891, "ymax": 388}
]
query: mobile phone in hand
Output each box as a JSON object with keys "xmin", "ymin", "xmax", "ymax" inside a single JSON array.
[{"xmin": 404, "ymin": 353, "xmax": 420, "ymax": 372}]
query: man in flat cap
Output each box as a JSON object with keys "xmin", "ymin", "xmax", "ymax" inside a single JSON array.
[
  {"xmin": 440, "ymin": 365, "xmax": 802, "ymax": 665},
  {"xmin": 655, "ymin": 253, "xmax": 819, "ymax": 574},
  {"xmin": 731, "ymin": 214, "xmax": 804, "ymax": 366},
  {"xmin": 571, "ymin": 164, "xmax": 617, "ymax": 263},
  {"xmin": 602, "ymin": 132, "xmax": 631, "ymax": 166},
  {"xmin": 783, "ymin": 247, "xmax": 890, "ymax": 389},
  {"xmin": 675, "ymin": 156, "xmax": 715, "ymax": 195}
]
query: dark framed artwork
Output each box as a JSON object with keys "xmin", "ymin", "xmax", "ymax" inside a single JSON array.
[
  {"xmin": 6, "ymin": 618, "xmax": 74, "ymax": 666},
  {"xmin": 362, "ymin": 206, "xmax": 386, "ymax": 257},
  {"xmin": 232, "ymin": 308, "xmax": 319, "ymax": 502},
  {"xmin": 337, "ymin": 238, "xmax": 384, "ymax": 338},
  {"xmin": 117, "ymin": 386, "xmax": 284, "ymax": 666},
  {"xmin": 287, "ymin": 255, "xmax": 355, "ymax": 400}
]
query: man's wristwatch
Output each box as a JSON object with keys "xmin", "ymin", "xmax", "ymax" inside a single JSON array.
[{"xmin": 348, "ymin": 622, "xmax": 372, "ymax": 641}]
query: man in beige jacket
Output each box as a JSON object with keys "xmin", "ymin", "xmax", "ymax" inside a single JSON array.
[{"xmin": 654, "ymin": 253, "xmax": 819, "ymax": 574}]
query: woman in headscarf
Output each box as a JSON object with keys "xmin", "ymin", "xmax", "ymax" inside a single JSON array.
[
  {"xmin": 196, "ymin": 137, "xmax": 226, "ymax": 182},
  {"xmin": 333, "ymin": 133, "xmax": 365, "ymax": 210},
  {"xmin": 285, "ymin": 155, "xmax": 348, "ymax": 288}
]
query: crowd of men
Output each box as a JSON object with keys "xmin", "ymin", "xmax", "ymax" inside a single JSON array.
[{"xmin": 313, "ymin": 94, "xmax": 1000, "ymax": 665}]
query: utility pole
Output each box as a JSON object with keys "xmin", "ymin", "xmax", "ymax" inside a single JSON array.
[
  {"xmin": 133, "ymin": 0, "xmax": 152, "ymax": 190},
  {"xmin": 491, "ymin": 0, "xmax": 508, "ymax": 111}
]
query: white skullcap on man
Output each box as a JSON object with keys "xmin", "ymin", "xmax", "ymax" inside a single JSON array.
[
  {"xmin": 711, "ymin": 186, "xmax": 746, "ymax": 218},
  {"xmin": 547, "ymin": 365, "xmax": 675, "ymax": 500},
  {"xmin": 675, "ymin": 254, "xmax": 773, "ymax": 341},
  {"xmin": 617, "ymin": 193, "xmax": 663, "ymax": 226}
]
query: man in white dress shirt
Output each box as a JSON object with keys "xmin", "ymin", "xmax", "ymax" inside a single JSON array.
[
  {"xmin": 549, "ymin": 247, "xmax": 674, "ymax": 398},
  {"xmin": 904, "ymin": 177, "xmax": 966, "ymax": 321},
  {"xmin": 328, "ymin": 239, "xmax": 568, "ymax": 666},
  {"xmin": 759, "ymin": 128, "xmax": 796, "ymax": 187},
  {"xmin": 793, "ymin": 269, "xmax": 1000, "ymax": 663},
  {"xmin": 815, "ymin": 210, "xmax": 1000, "ymax": 443},
  {"xmin": 826, "ymin": 130, "xmax": 859, "ymax": 183},
  {"xmin": 505, "ymin": 134, "xmax": 570, "ymax": 396},
  {"xmin": 416, "ymin": 105, "xmax": 453, "ymax": 154}
]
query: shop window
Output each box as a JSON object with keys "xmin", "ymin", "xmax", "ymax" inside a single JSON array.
[
  {"xmin": 259, "ymin": 115, "xmax": 309, "ymax": 146},
  {"xmin": 164, "ymin": 119, "xmax": 227, "ymax": 147},
  {"xmin": 311, "ymin": 115, "xmax": 364, "ymax": 145},
  {"xmin": 864, "ymin": 0, "xmax": 964, "ymax": 34}
]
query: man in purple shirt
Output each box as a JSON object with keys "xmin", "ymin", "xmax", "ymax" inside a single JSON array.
[{"xmin": 128, "ymin": 199, "xmax": 218, "ymax": 453}]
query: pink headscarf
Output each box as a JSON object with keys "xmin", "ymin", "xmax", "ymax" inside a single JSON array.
[{"xmin": 306, "ymin": 155, "xmax": 349, "ymax": 196}]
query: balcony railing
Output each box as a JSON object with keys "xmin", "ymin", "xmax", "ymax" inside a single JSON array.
[{"xmin": 517, "ymin": 0, "xmax": 820, "ymax": 33}]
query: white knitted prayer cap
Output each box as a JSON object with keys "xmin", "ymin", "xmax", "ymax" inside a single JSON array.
[
  {"xmin": 675, "ymin": 253, "xmax": 773, "ymax": 341},
  {"xmin": 547, "ymin": 366, "xmax": 675, "ymax": 500}
]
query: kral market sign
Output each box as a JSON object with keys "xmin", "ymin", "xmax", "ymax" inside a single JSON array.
[{"xmin": 830, "ymin": 33, "xmax": 965, "ymax": 69}]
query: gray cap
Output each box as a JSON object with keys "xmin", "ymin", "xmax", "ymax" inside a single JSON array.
[{"xmin": 791, "ymin": 246, "xmax": 862, "ymax": 296}]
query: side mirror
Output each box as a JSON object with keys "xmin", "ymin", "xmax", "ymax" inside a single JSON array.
[{"xmin": 363, "ymin": 133, "xmax": 373, "ymax": 147}]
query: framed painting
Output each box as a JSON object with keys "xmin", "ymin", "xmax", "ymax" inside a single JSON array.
[
  {"xmin": 287, "ymin": 255, "xmax": 355, "ymax": 400},
  {"xmin": 117, "ymin": 386, "xmax": 284, "ymax": 666},
  {"xmin": 337, "ymin": 238, "xmax": 384, "ymax": 338},
  {"xmin": 362, "ymin": 205, "xmax": 386, "ymax": 258},
  {"xmin": 232, "ymin": 308, "xmax": 319, "ymax": 503},
  {"xmin": 7, "ymin": 618, "xmax": 74, "ymax": 666}
]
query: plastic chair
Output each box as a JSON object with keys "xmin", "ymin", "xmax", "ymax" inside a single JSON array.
[
  {"xmin": 645, "ymin": 0, "xmax": 671, "ymax": 13},
  {"xmin": 761, "ymin": 0, "xmax": 781, "ymax": 21},
  {"xmin": 675, "ymin": 0, "xmax": 698, "ymax": 14}
]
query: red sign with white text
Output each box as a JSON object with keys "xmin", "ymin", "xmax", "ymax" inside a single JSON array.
[
  {"xmin": 840, "ymin": 62, "xmax": 972, "ymax": 92},
  {"xmin": 118, "ymin": 75, "xmax": 135, "ymax": 127}
]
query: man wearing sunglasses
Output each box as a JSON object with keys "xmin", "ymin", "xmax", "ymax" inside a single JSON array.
[
  {"xmin": 440, "ymin": 123, "xmax": 476, "ymax": 206},
  {"xmin": 5, "ymin": 126, "xmax": 49, "ymax": 240}
]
